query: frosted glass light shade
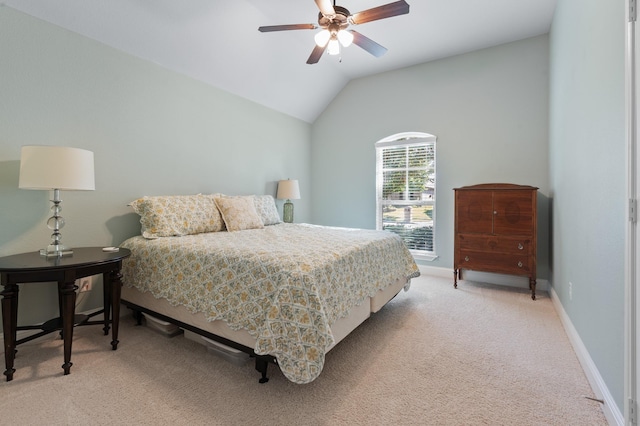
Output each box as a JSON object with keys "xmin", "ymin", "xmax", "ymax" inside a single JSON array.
[
  {"xmin": 19, "ymin": 146, "xmax": 95, "ymax": 191},
  {"xmin": 327, "ymin": 39, "xmax": 340, "ymax": 55},
  {"xmin": 337, "ymin": 30, "xmax": 353, "ymax": 47},
  {"xmin": 314, "ymin": 29, "xmax": 331, "ymax": 47}
]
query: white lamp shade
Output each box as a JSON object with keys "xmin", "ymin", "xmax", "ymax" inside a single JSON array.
[
  {"xmin": 277, "ymin": 179, "xmax": 300, "ymax": 200},
  {"xmin": 19, "ymin": 146, "xmax": 95, "ymax": 191}
]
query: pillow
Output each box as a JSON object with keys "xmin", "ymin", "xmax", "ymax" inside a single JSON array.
[
  {"xmin": 253, "ymin": 195, "xmax": 281, "ymax": 225},
  {"xmin": 214, "ymin": 196, "xmax": 265, "ymax": 231},
  {"xmin": 130, "ymin": 194, "xmax": 224, "ymax": 239}
]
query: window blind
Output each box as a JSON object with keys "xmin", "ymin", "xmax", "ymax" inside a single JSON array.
[{"xmin": 376, "ymin": 136, "xmax": 436, "ymax": 256}]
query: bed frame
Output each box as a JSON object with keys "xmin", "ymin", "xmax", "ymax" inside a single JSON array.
[
  {"xmin": 122, "ymin": 299, "xmax": 276, "ymax": 383},
  {"xmin": 121, "ymin": 276, "xmax": 409, "ymax": 383}
]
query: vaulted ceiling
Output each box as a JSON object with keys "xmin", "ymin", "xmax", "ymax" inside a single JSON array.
[{"xmin": 2, "ymin": 0, "xmax": 557, "ymax": 122}]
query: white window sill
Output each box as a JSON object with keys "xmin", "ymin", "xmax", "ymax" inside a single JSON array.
[{"xmin": 411, "ymin": 251, "xmax": 438, "ymax": 262}]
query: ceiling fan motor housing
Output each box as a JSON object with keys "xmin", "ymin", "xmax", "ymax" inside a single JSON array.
[{"xmin": 318, "ymin": 5, "xmax": 351, "ymax": 30}]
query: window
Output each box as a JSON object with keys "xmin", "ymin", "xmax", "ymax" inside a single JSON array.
[{"xmin": 376, "ymin": 133, "xmax": 437, "ymax": 260}]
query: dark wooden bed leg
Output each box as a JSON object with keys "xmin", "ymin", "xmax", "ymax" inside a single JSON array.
[
  {"xmin": 255, "ymin": 356, "xmax": 270, "ymax": 383},
  {"xmin": 132, "ymin": 309, "xmax": 143, "ymax": 326}
]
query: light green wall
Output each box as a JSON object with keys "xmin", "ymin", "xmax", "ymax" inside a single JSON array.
[
  {"xmin": 0, "ymin": 4, "xmax": 628, "ymax": 412},
  {"xmin": 310, "ymin": 35, "xmax": 550, "ymax": 278},
  {"xmin": 0, "ymin": 7, "xmax": 311, "ymax": 327},
  {"xmin": 549, "ymin": 0, "xmax": 626, "ymax": 411}
]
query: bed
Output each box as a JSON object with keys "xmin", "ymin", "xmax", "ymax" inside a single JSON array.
[{"xmin": 119, "ymin": 194, "xmax": 420, "ymax": 384}]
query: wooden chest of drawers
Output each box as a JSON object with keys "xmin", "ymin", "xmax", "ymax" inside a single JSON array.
[{"xmin": 453, "ymin": 183, "xmax": 538, "ymax": 299}]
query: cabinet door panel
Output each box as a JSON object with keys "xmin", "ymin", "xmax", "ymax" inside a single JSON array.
[
  {"xmin": 455, "ymin": 190, "xmax": 493, "ymax": 234},
  {"xmin": 493, "ymin": 190, "xmax": 534, "ymax": 235}
]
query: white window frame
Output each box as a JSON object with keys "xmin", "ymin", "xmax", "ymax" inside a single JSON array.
[{"xmin": 376, "ymin": 132, "xmax": 437, "ymax": 261}]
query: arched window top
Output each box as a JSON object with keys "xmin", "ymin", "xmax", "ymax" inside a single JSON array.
[{"xmin": 376, "ymin": 132, "xmax": 436, "ymax": 148}]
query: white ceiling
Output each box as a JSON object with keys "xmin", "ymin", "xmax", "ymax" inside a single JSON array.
[{"xmin": 2, "ymin": 0, "xmax": 557, "ymax": 123}]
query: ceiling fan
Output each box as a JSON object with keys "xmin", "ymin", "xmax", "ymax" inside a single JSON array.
[{"xmin": 258, "ymin": 0, "xmax": 410, "ymax": 64}]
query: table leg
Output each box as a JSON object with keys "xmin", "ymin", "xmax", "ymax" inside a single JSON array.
[
  {"xmin": 1, "ymin": 282, "xmax": 18, "ymax": 381},
  {"xmin": 102, "ymin": 272, "xmax": 111, "ymax": 336},
  {"xmin": 57, "ymin": 283, "xmax": 64, "ymax": 340},
  {"xmin": 109, "ymin": 267, "xmax": 123, "ymax": 350},
  {"xmin": 60, "ymin": 278, "xmax": 78, "ymax": 375}
]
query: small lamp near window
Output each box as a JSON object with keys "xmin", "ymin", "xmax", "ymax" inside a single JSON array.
[
  {"xmin": 276, "ymin": 179, "xmax": 300, "ymax": 223},
  {"xmin": 19, "ymin": 145, "xmax": 95, "ymax": 257}
]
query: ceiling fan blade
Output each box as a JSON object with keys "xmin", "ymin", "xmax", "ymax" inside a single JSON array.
[
  {"xmin": 350, "ymin": 0, "xmax": 410, "ymax": 25},
  {"xmin": 350, "ymin": 30, "xmax": 388, "ymax": 57},
  {"xmin": 258, "ymin": 24, "xmax": 316, "ymax": 32},
  {"xmin": 315, "ymin": 0, "xmax": 336, "ymax": 17},
  {"xmin": 306, "ymin": 44, "xmax": 328, "ymax": 64}
]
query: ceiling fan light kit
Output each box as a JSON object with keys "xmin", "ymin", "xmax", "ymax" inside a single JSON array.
[
  {"xmin": 314, "ymin": 28, "xmax": 353, "ymax": 56},
  {"xmin": 258, "ymin": 0, "xmax": 410, "ymax": 64}
]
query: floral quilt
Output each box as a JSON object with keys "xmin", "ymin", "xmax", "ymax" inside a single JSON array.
[{"xmin": 120, "ymin": 223, "xmax": 420, "ymax": 383}]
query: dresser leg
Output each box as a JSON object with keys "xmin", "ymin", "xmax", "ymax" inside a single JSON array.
[
  {"xmin": 530, "ymin": 278, "xmax": 536, "ymax": 300},
  {"xmin": 453, "ymin": 269, "xmax": 458, "ymax": 288}
]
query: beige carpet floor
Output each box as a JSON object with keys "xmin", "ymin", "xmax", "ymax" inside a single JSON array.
[{"xmin": 0, "ymin": 274, "xmax": 607, "ymax": 425}]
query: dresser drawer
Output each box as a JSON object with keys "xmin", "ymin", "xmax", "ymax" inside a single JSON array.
[
  {"xmin": 457, "ymin": 250, "xmax": 532, "ymax": 275},
  {"xmin": 457, "ymin": 234, "xmax": 531, "ymax": 254}
]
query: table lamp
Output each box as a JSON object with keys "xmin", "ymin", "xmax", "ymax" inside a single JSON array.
[
  {"xmin": 276, "ymin": 179, "xmax": 300, "ymax": 223},
  {"xmin": 19, "ymin": 146, "xmax": 95, "ymax": 257}
]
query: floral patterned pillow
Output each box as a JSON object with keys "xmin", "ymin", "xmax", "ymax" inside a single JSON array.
[
  {"xmin": 130, "ymin": 194, "xmax": 224, "ymax": 239},
  {"xmin": 214, "ymin": 196, "xmax": 265, "ymax": 231},
  {"xmin": 253, "ymin": 195, "xmax": 281, "ymax": 225}
]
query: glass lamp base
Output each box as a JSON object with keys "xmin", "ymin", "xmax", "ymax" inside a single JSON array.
[
  {"xmin": 41, "ymin": 189, "xmax": 73, "ymax": 257},
  {"xmin": 283, "ymin": 200, "xmax": 294, "ymax": 223},
  {"xmin": 40, "ymin": 246, "xmax": 73, "ymax": 257}
]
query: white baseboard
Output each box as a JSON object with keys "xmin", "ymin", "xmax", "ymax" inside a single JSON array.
[
  {"xmin": 417, "ymin": 264, "xmax": 454, "ymax": 278},
  {"xmin": 550, "ymin": 286, "xmax": 624, "ymax": 425}
]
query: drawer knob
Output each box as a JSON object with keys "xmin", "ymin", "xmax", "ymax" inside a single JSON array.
[
  {"xmin": 518, "ymin": 243, "xmax": 524, "ymax": 250},
  {"xmin": 464, "ymin": 256, "xmax": 470, "ymax": 262},
  {"xmin": 517, "ymin": 261, "xmax": 523, "ymax": 268}
]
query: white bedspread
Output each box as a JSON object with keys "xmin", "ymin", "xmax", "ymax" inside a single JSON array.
[{"xmin": 120, "ymin": 223, "xmax": 419, "ymax": 383}]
